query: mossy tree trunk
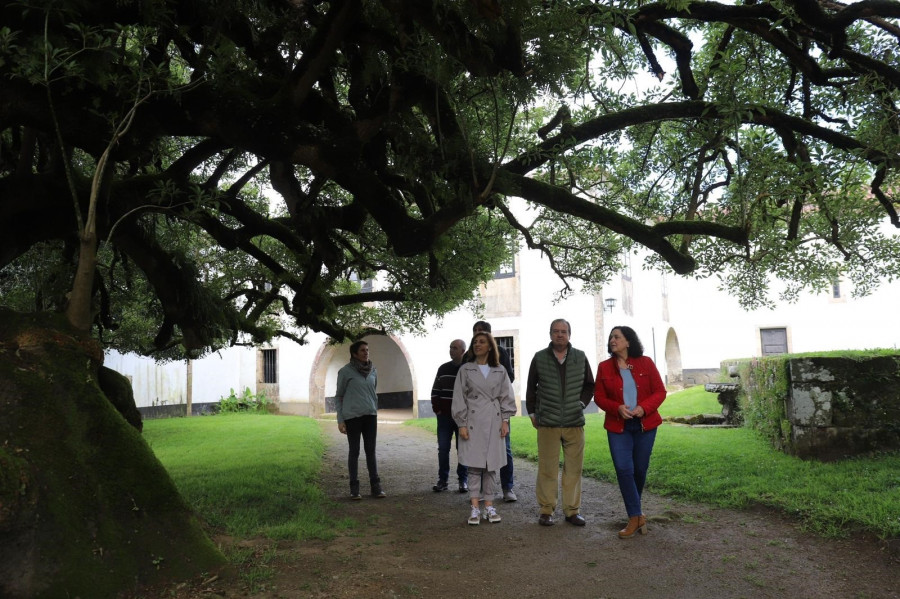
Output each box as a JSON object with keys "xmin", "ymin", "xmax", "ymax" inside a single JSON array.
[{"xmin": 0, "ymin": 309, "xmax": 225, "ymax": 599}]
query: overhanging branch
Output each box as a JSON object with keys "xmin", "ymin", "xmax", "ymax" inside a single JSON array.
[{"xmin": 495, "ymin": 172, "xmax": 700, "ymax": 274}]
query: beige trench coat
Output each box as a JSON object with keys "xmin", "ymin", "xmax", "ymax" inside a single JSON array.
[{"xmin": 451, "ymin": 362, "xmax": 517, "ymax": 471}]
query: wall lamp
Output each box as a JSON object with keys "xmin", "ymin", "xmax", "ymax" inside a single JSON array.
[{"xmin": 604, "ymin": 297, "xmax": 617, "ymax": 313}]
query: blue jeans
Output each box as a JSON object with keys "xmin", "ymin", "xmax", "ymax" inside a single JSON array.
[
  {"xmin": 500, "ymin": 422, "xmax": 514, "ymax": 490},
  {"xmin": 607, "ymin": 418, "xmax": 657, "ymax": 517},
  {"xmin": 436, "ymin": 414, "xmax": 467, "ymax": 484}
]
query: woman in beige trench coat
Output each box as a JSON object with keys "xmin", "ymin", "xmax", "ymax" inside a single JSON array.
[{"xmin": 452, "ymin": 331, "xmax": 517, "ymax": 525}]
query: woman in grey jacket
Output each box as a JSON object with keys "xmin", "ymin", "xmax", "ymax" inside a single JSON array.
[
  {"xmin": 452, "ymin": 332, "xmax": 517, "ymax": 525},
  {"xmin": 336, "ymin": 340, "xmax": 385, "ymax": 500}
]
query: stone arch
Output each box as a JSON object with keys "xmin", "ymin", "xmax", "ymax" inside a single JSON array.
[
  {"xmin": 309, "ymin": 334, "xmax": 418, "ymax": 418},
  {"xmin": 309, "ymin": 342, "xmax": 340, "ymax": 418},
  {"xmin": 664, "ymin": 328, "xmax": 683, "ymax": 387}
]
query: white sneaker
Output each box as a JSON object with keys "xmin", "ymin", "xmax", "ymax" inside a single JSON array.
[
  {"xmin": 468, "ymin": 506, "xmax": 481, "ymax": 525},
  {"xmin": 485, "ymin": 505, "xmax": 501, "ymax": 523},
  {"xmin": 503, "ymin": 489, "xmax": 517, "ymax": 502}
]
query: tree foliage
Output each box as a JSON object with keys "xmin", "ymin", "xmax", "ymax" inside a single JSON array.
[{"xmin": 2, "ymin": 0, "xmax": 899, "ymax": 356}]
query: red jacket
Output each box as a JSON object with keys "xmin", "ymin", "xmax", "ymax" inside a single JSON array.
[{"xmin": 594, "ymin": 356, "xmax": 667, "ymax": 433}]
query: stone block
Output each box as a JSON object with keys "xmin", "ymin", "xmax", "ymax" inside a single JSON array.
[
  {"xmin": 791, "ymin": 424, "xmax": 900, "ymax": 461},
  {"xmin": 785, "ymin": 386, "xmax": 832, "ymax": 427},
  {"xmin": 786, "ymin": 356, "xmax": 900, "ymax": 459},
  {"xmin": 726, "ymin": 354, "xmax": 900, "ymax": 460}
]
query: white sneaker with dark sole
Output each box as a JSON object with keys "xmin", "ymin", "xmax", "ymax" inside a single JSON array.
[
  {"xmin": 485, "ymin": 506, "xmax": 501, "ymax": 523},
  {"xmin": 503, "ymin": 489, "xmax": 517, "ymax": 502},
  {"xmin": 468, "ymin": 506, "xmax": 481, "ymax": 525}
]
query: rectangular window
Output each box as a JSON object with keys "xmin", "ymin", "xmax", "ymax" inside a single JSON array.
[
  {"xmin": 832, "ymin": 280, "xmax": 841, "ymax": 299},
  {"xmin": 495, "ymin": 336, "xmax": 514, "ymax": 371},
  {"xmin": 493, "ymin": 258, "xmax": 515, "ymax": 279},
  {"xmin": 262, "ymin": 349, "xmax": 278, "ymax": 384},
  {"xmin": 621, "ymin": 251, "xmax": 632, "ymax": 280},
  {"xmin": 492, "ymin": 240, "xmax": 517, "ymax": 279},
  {"xmin": 760, "ymin": 328, "xmax": 788, "ymax": 356},
  {"xmin": 349, "ymin": 271, "xmax": 374, "ymax": 292}
]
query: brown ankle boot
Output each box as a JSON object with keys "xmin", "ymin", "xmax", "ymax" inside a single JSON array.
[{"xmin": 618, "ymin": 515, "xmax": 648, "ymax": 539}]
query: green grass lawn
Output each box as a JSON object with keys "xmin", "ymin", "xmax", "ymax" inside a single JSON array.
[
  {"xmin": 408, "ymin": 387, "xmax": 900, "ymax": 539},
  {"xmin": 144, "ymin": 407, "xmax": 899, "ymax": 545},
  {"xmin": 657, "ymin": 384, "xmax": 721, "ymax": 417},
  {"xmin": 144, "ymin": 414, "xmax": 352, "ymax": 541}
]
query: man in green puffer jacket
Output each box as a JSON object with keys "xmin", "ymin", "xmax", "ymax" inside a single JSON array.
[{"xmin": 525, "ymin": 318, "xmax": 595, "ymax": 527}]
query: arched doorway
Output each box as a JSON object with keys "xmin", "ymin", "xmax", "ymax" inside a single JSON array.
[
  {"xmin": 309, "ymin": 334, "xmax": 417, "ymax": 419},
  {"xmin": 664, "ymin": 328, "xmax": 683, "ymax": 388}
]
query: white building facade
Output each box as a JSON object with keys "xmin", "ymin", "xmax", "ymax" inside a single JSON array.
[{"xmin": 105, "ymin": 236, "xmax": 900, "ymax": 419}]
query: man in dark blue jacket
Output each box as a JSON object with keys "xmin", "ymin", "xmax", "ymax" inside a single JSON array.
[{"xmin": 430, "ymin": 339, "xmax": 468, "ymax": 493}]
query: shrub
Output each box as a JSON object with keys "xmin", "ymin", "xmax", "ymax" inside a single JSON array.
[{"xmin": 218, "ymin": 387, "xmax": 271, "ymax": 413}]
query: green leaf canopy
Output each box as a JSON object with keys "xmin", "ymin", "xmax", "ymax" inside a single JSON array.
[{"xmin": 2, "ymin": 0, "xmax": 899, "ymax": 356}]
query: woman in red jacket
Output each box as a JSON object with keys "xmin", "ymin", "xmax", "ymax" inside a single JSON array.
[{"xmin": 594, "ymin": 326, "xmax": 666, "ymax": 539}]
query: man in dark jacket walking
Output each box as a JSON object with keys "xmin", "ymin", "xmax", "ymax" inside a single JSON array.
[
  {"xmin": 430, "ymin": 339, "xmax": 468, "ymax": 493},
  {"xmin": 525, "ymin": 318, "xmax": 594, "ymax": 526}
]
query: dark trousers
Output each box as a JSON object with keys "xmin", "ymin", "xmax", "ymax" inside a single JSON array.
[
  {"xmin": 436, "ymin": 413, "xmax": 468, "ymax": 484},
  {"xmin": 346, "ymin": 414, "xmax": 379, "ymax": 483},
  {"xmin": 500, "ymin": 421, "xmax": 514, "ymax": 490}
]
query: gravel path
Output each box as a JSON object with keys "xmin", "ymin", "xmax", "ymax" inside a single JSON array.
[
  {"xmin": 269, "ymin": 419, "xmax": 898, "ymax": 599},
  {"xmin": 159, "ymin": 418, "xmax": 898, "ymax": 599}
]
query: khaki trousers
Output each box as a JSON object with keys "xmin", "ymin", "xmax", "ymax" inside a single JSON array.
[{"xmin": 536, "ymin": 426, "xmax": 585, "ymax": 517}]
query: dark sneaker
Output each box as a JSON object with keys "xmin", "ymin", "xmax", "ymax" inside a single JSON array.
[
  {"xmin": 433, "ymin": 481, "xmax": 449, "ymax": 492},
  {"xmin": 458, "ymin": 481, "xmax": 469, "ymax": 493},
  {"xmin": 371, "ymin": 481, "xmax": 386, "ymax": 498}
]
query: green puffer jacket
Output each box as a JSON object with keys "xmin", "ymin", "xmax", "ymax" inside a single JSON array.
[{"xmin": 533, "ymin": 346, "xmax": 587, "ymax": 428}]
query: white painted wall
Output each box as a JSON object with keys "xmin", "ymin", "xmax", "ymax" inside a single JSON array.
[
  {"xmin": 277, "ymin": 334, "xmax": 326, "ymax": 402},
  {"xmin": 666, "ymin": 270, "xmax": 900, "ymax": 369},
  {"xmin": 104, "ymin": 227, "xmax": 900, "ymax": 412},
  {"xmin": 191, "ymin": 347, "xmax": 255, "ymax": 404},
  {"xmin": 517, "ymin": 245, "xmax": 601, "ymax": 368},
  {"xmin": 104, "ymin": 350, "xmax": 187, "ymax": 408}
]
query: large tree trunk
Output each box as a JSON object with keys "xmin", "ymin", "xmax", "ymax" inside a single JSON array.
[{"xmin": 0, "ymin": 308, "xmax": 225, "ymax": 598}]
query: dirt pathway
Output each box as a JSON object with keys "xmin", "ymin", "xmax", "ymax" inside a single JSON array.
[
  {"xmin": 246, "ymin": 419, "xmax": 896, "ymax": 599},
  {"xmin": 173, "ymin": 419, "xmax": 898, "ymax": 599}
]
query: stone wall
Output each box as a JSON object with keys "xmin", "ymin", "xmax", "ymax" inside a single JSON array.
[
  {"xmin": 682, "ymin": 368, "xmax": 721, "ymax": 387},
  {"xmin": 734, "ymin": 355, "xmax": 900, "ymax": 460},
  {"xmin": 786, "ymin": 356, "xmax": 900, "ymax": 460}
]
